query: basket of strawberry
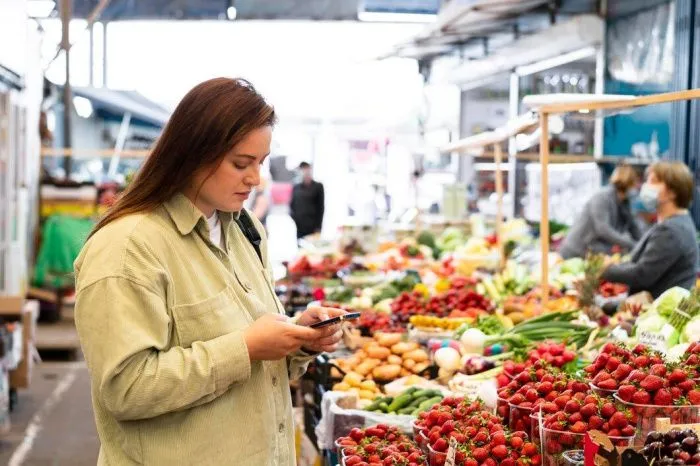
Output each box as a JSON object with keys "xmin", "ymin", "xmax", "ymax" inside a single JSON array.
[
  {"xmin": 338, "ymin": 425, "xmax": 425, "ymax": 466},
  {"xmin": 684, "ymin": 342, "xmax": 700, "ymax": 379},
  {"xmin": 540, "ymin": 395, "xmax": 637, "ymax": 466},
  {"xmin": 614, "ymin": 362, "xmax": 700, "ymax": 446},
  {"xmin": 584, "ymin": 343, "xmax": 664, "ymax": 395},
  {"xmin": 435, "ymin": 430, "xmax": 540, "ymax": 466}
]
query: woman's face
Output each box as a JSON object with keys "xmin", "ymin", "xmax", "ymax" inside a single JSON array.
[
  {"xmin": 646, "ymin": 171, "xmax": 675, "ymax": 206},
  {"xmin": 191, "ymin": 126, "xmax": 272, "ymax": 215}
]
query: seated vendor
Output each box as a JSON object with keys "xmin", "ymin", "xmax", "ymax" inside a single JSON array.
[{"xmin": 602, "ymin": 161, "xmax": 698, "ymax": 298}]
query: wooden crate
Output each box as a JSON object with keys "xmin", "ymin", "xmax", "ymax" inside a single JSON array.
[{"xmin": 9, "ymin": 300, "xmax": 38, "ymax": 389}]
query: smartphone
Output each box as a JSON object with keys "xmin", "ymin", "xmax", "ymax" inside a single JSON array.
[{"xmin": 309, "ymin": 312, "xmax": 361, "ymax": 329}]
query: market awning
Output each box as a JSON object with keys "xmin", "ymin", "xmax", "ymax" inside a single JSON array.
[{"xmin": 68, "ymin": 86, "xmax": 171, "ymax": 127}]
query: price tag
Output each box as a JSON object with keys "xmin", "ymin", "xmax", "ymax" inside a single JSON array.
[
  {"xmin": 638, "ymin": 324, "xmax": 676, "ymax": 353},
  {"xmin": 453, "ymin": 378, "xmax": 497, "ymax": 401},
  {"xmin": 445, "ymin": 437, "xmax": 458, "ymax": 466}
]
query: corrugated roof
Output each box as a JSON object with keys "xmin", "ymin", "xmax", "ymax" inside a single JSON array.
[{"xmin": 68, "ymin": 86, "xmax": 171, "ymax": 127}]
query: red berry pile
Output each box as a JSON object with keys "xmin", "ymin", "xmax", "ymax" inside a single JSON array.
[
  {"xmin": 357, "ymin": 310, "xmax": 406, "ymax": 334},
  {"xmin": 584, "ymin": 343, "xmax": 664, "ymax": 391},
  {"xmin": 525, "ymin": 341, "xmax": 577, "ymax": 369},
  {"xmin": 449, "ymin": 430, "xmax": 540, "ymax": 466},
  {"xmin": 541, "ymin": 395, "xmax": 638, "ymax": 452},
  {"xmin": 684, "ymin": 342, "xmax": 700, "ymax": 379},
  {"xmin": 597, "ymin": 281, "xmax": 628, "ymax": 298},
  {"xmin": 339, "ymin": 425, "xmax": 425, "ymax": 466},
  {"xmin": 391, "ymin": 290, "xmax": 492, "ymax": 324},
  {"xmin": 617, "ymin": 363, "xmax": 700, "ymax": 406}
]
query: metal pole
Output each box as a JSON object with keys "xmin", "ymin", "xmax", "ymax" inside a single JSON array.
[
  {"xmin": 594, "ymin": 0, "xmax": 608, "ymax": 159},
  {"xmin": 108, "ymin": 112, "xmax": 132, "ymax": 178},
  {"xmin": 61, "ymin": 0, "xmax": 72, "ymax": 179},
  {"xmin": 88, "ymin": 22, "xmax": 94, "ymax": 87},
  {"xmin": 507, "ymin": 72, "xmax": 519, "ymax": 218},
  {"xmin": 539, "ymin": 113, "xmax": 550, "ymax": 307},
  {"xmin": 102, "ymin": 21, "xmax": 108, "ymax": 87}
]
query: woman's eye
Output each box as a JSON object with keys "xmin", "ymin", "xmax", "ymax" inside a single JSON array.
[{"xmin": 234, "ymin": 163, "xmax": 248, "ymax": 170}]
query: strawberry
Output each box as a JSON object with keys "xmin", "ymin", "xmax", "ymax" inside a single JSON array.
[
  {"xmin": 492, "ymin": 445, "xmax": 509, "ymax": 459},
  {"xmin": 580, "ymin": 403, "xmax": 597, "ymax": 418},
  {"xmin": 628, "ymin": 369, "xmax": 647, "ymax": 383},
  {"xmin": 584, "ymin": 395, "xmax": 599, "ymax": 405},
  {"xmin": 678, "ymin": 380, "xmax": 696, "ymax": 394},
  {"xmin": 612, "ymin": 364, "xmax": 633, "ymax": 380},
  {"xmin": 565, "ymin": 400, "xmax": 581, "ymax": 414},
  {"xmin": 605, "ymin": 357, "xmax": 621, "ymax": 372},
  {"xmin": 609, "ymin": 412, "xmax": 629, "ymax": 429},
  {"xmin": 526, "ymin": 389, "xmax": 539, "ymax": 402},
  {"xmin": 472, "ymin": 447, "xmax": 488, "ymax": 462},
  {"xmin": 633, "ymin": 355, "xmax": 650, "ymax": 368},
  {"xmin": 653, "ymin": 388, "xmax": 673, "ymax": 406},
  {"xmin": 596, "ymin": 378, "xmax": 618, "ymax": 390},
  {"xmin": 608, "ymin": 429, "xmax": 621, "ymax": 437},
  {"xmin": 668, "ymin": 368, "xmax": 689, "ymax": 384},
  {"xmin": 432, "ymin": 438, "xmax": 448, "ymax": 452},
  {"xmin": 589, "ymin": 415, "xmax": 605, "ymax": 430},
  {"xmin": 500, "ymin": 459, "xmax": 515, "ymax": 466},
  {"xmin": 593, "ymin": 371, "xmax": 612, "ymax": 384},
  {"xmin": 671, "ymin": 386, "xmax": 683, "ymax": 401},
  {"xmin": 640, "ymin": 375, "xmax": 665, "ymax": 392},
  {"xmin": 491, "ymin": 431, "xmax": 506, "ymax": 446},
  {"xmin": 688, "ymin": 389, "xmax": 700, "ymax": 405},
  {"xmin": 440, "ymin": 420, "xmax": 455, "ymax": 435},
  {"xmin": 570, "ymin": 421, "xmax": 587, "ymax": 433},
  {"xmin": 632, "ymin": 390, "xmax": 651, "ymax": 405},
  {"xmin": 601, "ymin": 402, "xmax": 616, "ymax": 419},
  {"xmin": 538, "ymin": 381, "xmax": 553, "ymax": 395},
  {"xmin": 617, "ymin": 384, "xmax": 636, "ymax": 402},
  {"xmin": 649, "ymin": 364, "xmax": 667, "ymax": 377},
  {"xmin": 632, "ymin": 344, "xmax": 648, "ymax": 355},
  {"xmin": 464, "ymin": 459, "xmax": 478, "ymax": 466},
  {"xmin": 522, "ymin": 443, "xmax": 538, "ymax": 457},
  {"xmin": 621, "ymin": 425, "xmax": 636, "ymax": 437}
]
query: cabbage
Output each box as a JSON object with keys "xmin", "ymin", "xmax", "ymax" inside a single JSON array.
[
  {"xmin": 681, "ymin": 315, "xmax": 700, "ymax": 343},
  {"xmin": 652, "ymin": 287, "xmax": 690, "ymax": 318},
  {"xmin": 560, "ymin": 258, "xmax": 585, "ymax": 275},
  {"xmin": 635, "ymin": 309, "xmax": 668, "ymax": 334},
  {"xmin": 666, "ymin": 343, "xmax": 691, "ymax": 362}
]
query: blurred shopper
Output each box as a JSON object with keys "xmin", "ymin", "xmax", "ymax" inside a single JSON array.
[
  {"xmin": 602, "ymin": 161, "xmax": 699, "ymax": 298},
  {"xmin": 249, "ymin": 177, "xmax": 270, "ymax": 231},
  {"xmin": 290, "ymin": 161, "xmax": 324, "ymax": 239},
  {"xmin": 73, "ymin": 78, "xmax": 344, "ymax": 466},
  {"xmin": 559, "ymin": 165, "xmax": 642, "ymax": 259}
]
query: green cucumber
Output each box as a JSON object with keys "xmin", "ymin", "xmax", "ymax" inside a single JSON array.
[
  {"xmin": 378, "ymin": 402, "xmax": 390, "ymax": 412},
  {"xmin": 364, "ymin": 399, "xmax": 382, "ymax": 411},
  {"xmin": 398, "ymin": 406, "xmax": 416, "ymax": 415},
  {"xmin": 417, "ymin": 396, "xmax": 443, "ymax": 411},
  {"xmin": 408, "ymin": 396, "xmax": 429, "ymax": 408},
  {"xmin": 387, "ymin": 394, "xmax": 413, "ymax": 412}
]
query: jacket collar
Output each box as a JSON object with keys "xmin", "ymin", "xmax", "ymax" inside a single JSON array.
[{"xmin": 164, "ymin": 193, "xmax": 239, "ymax": 236}]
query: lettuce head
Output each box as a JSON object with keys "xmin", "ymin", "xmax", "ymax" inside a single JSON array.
[{"xmin": 652, "ymin": 287, "xmax": 690, "ymax": 318}]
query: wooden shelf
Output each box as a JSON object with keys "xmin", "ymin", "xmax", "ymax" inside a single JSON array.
[{"xmin": 41, "ymin": 147, "xmax": 150, "ymax": 158}]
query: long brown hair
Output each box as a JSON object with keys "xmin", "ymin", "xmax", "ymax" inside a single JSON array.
[{"xmin": 91, "ymin": 77, "xmax": 276, "ymax": 237}]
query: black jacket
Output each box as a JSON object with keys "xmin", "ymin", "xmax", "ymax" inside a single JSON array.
[{"xmin": 290, "ymin": 181, "xmax": 324, "ymax": 239}]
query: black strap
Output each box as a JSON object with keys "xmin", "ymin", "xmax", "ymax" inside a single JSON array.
[{"xmin": 234, "ymin": 210, "xmax": 264, "ymax": 265}]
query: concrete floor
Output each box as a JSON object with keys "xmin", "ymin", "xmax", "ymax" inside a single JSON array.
[{"xmin": 0, "ymin": 362, "xmax": 99, "ymax": 466}]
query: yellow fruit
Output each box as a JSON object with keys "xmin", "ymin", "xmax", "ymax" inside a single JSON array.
[
  {"xmin": 332, "ymin": 382, "xmax": 350, "ymax": 392},
  {"xmin": 359, "ymin": 390, "xmax": 375, "ymax": 400},
  {"xmin": 360, "ymin": 380, "xmax": 377, "ymax": 391}
]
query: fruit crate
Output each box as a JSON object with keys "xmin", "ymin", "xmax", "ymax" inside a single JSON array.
[
  {"xmin": 497, "ymin": 395, "xmax": 511, "ymax": 424},
  {"xmin": 589, "ymin": 382, "xmax": 618, "ymax": 398},
  {"xmin": 509, "ymin": 403, "xmax": 534, "ymax": 433},
  {"xmin": 427, "ymin": 444, "xmax": 447, "ymax": 466},
  {"xmin": 614, "ymin": 394, "xmax": 700, "ymax": 447},
  {"xmin": 541, "ymin": 427, "xmax": 634, "ymax": 466}
]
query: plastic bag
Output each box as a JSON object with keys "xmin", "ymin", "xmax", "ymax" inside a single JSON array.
[
  {"xmin": 315, "ymin": 391, "xmax": 416, "ymax": 451},
  {"xmin": 33, "ymin": 215, "xmax": 94, "ymax": 288}
]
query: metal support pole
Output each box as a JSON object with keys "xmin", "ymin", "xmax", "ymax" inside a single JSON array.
[
  {"xmin": 507, "ymin": 72, "xmax": 519, "ymax": 218},
  {"xmin": 102, "ymin": 22, "xmax": 108, "ymax": 87},
  {"xmin": 88, "ymin": 22, "xmax": 94, "ymax": 87},
  {"xmin": 593, "ymin": 47, "xmax": 606, "ymax": 158},
  {"xmin": 108, "ymin": 112, "xmax": 132, "ymax": 178},
  {"xmin": 61, "ymin": 0, "xmax": 72, "ymax": 179},
  {"xmin": 539, "ymin": 113, "xmax": 550, "ymax": 307}
]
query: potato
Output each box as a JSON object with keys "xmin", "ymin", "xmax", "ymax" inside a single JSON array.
[
  {"xmin": 356, "ymin": 350, "xmax": 368, "ymax": 359},
  {"xmin": 412, "ymin": 362, "xmax": 430, "ymax": 374},
  {"xmin": 376, "ymin": 332, "xmax": 403, "ymax": 347},
  {"xmin": 366, "ymin": 346, "xmax": 391, "ymax": 360},
  {"xmin": 344, "ymin": 371, "xmax": 363, "ymax": 387},
  {"xmin": 359, "ymin": 389, "xmax": 376, "ymax": 400},
  {"xmin": 403, "ymin": 349, "xmax": 429, "ymax": 363},
  {"xmin": 360, "ymin": 380, "xmax": 378, "ymax": 392},
  {"xmin": 332, "ymin": 382, "xmax": 350, "ymax": 392},
  {"xmin": 400, "ymin": 368, "xmax": 412, "ymax": 377},
  {"xmin": 402, "ymin": 359, "xmax": 416, "ymax": 370},
  {"xmin": 391, "ymin": 342, "xmax": 418, "ymax": 355},
  {"xmin": 365, "ymin": 359, "xmax": 381, "ymax": 369},
  {"xmin": 354, "ymin": 361, "xmax": 375, "ymax": 377},
  {"xmin": 372, "ymin": 364, "xmax": 402, "ymax": 381},
  {"xmin": 387, "ymin": 355, "xmax": 402, "ymax": 365}
]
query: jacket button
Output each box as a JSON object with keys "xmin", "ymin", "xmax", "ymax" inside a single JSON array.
[
  {"xmin": 272, "ymin": 376, "xmax": 278, "ymax": 387},
  {"xmin": 278, "ymin": 423, "xmax": 284, "ymax": 433}
]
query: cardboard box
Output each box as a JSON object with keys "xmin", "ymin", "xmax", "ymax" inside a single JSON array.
[{"xmin": 9, "ymin": 300, "xmax": 38, "ymax": 389}]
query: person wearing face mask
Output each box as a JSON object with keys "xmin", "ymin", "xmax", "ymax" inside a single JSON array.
[
  {"xmin": 559, "ymin": 165, "xmax": 643, "ymax": 259},
  {"xmin": 73, "ymin": 79, "xmax": 345, "ymax": 466},
  {"xmin": 602, "ymin": 161, "xmax": 699, "ymax": 298}
]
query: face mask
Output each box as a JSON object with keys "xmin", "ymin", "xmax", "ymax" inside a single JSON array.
[{"xmin": 639, "ymin": 183, "xmax": 660, "ymax": 211}]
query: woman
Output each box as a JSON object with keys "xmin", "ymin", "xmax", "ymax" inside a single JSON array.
[
  {"xmin": 559, "ymin": 164, "xmax": 642, "ymax": 259},
  {"xmin": 602, "ymin": 161, "xmax": 699, "ymax": 298},
  {"xmin": 74, "ymin": 78, "xmax": 344, "ymax": 466}
]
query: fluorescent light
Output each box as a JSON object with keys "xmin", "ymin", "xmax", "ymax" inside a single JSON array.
[
  {"xmin": 578, "ymin": 109, "xmax": 591, "ymax": 114},
  {"xmin": 27, "ymin": 0, "xmax": 55, "ymax": 18},
  {"xmin": 226, "ymin": 6, "xmax": 237, "ymax": 20},
  {"xmin": 73, "ymin": 96, "xmax": 93, "ymax": 119},
  {"xmin": 358, "ymin": 11, "xmax": 436, "ymax": 23}
]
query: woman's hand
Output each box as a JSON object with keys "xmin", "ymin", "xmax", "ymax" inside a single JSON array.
[
  {"xmin": 296, "ymin": 306, "xmax": 346, "ymax": 354},
  {"xmin": 244, "ymin": 314, "xmax": 321, "ymax": 361}
]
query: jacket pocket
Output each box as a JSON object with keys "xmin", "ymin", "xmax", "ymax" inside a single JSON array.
[{"xmin": 171, "ymin": 286, "xmax": 251, "ymax": 347}]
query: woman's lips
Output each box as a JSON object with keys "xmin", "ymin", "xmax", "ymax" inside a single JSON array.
[{"xmin": 235, "ymin": 192, "xmax": 251, "ymax": 199}]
